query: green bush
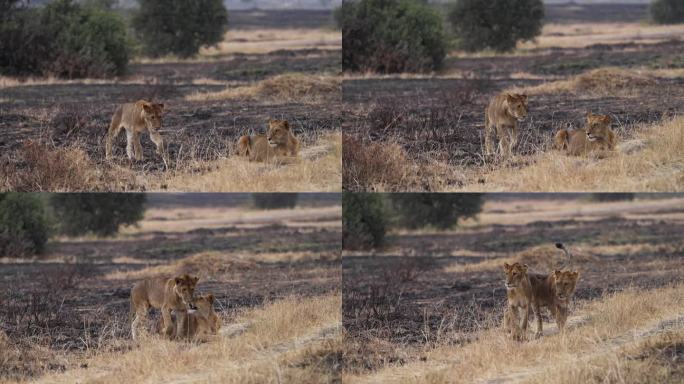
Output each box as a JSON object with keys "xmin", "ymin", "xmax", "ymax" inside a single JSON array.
[
  {"xmin": 448, "ymin": 0, "xmax": 544, "ymax": 52},
  {"xmin": 390, "ymin": 193, "xmax": 483, "ymax": 229},
  {"xmin": 651, "ymin": 0, "xmax": 684, "ymax": 24},
  {"xmin": 50, "ymin": 193, "xmax": 146, "ymax": 237},
  {"xmin": 133, "ymin": 0, "xmax": 228, "ymax": 58},
  {"xmin": 252, "ymin": 193, "xmax": 299, "ymax": 209},
  {"xmin": 0, "ymin": 193, "xmax": 50, "ymax": 257},
  {"xmin": 343, "ymin": 193, "xmax": 387, "ymax": 250},
  {"xmin": 339, "ymin": 0, "xmax": 448, "ymax": 73},
  {"xmin": 0, "ymin": 0, "xmax": 130, "ymax": 78}
]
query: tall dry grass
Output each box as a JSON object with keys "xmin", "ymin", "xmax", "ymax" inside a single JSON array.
[
  {"xmin": 162, "ymin": 131, "xmax": 342, "ymax": 192},
  {"xmin": 346, "ymin": 283, "xmax": 684, "ymax": 384},
  {"xmin": 186, "ymin": 73, "xmax": 341, "ymax": 104},
  {"xmin": 460, "ymin": 115, "xmax": 684, "ymax": 192},
  {"xmin": 31, "ymin": 294, "xmax": 341, "ymax": 384}
]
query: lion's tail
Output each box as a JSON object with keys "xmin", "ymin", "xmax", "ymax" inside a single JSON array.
[{"xmin": 555, "ymin": 243, "xmax": 573, "ymax": 268}]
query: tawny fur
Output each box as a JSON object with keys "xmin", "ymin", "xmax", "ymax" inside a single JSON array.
[
  {"xmin": 484, "ymin": 93, "xmax": 528, "ymax": 158},
  {"xmin": 157, "ymin": 294, "xmax": 221, "ymax": 341},
  {"xmin": 130, "ymin": 274, "xmax": 199, "ymax": 340},
  {"xmin": 528, "ymin": 270, "xmax": 580, "ymax": 337},
  {"xmin": 106, "ymin": 100, "xmax": 166, "ymax": 161},
  {"xmin": 554, "ymin": 112, "xmax": 616, "ymax": 156},
  {"xmin": 503, "ymin": 262, "xmax": 533, "ymax": 341},
  {"xmin": 236, "ymin": 119, "xmax": 300, "ymax": 162}
]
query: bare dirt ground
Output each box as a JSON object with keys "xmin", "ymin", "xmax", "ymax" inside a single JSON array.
[
  {"xmin": 342, "ymin": 3, "xmax": 684, "ymax": 191},
  {"xmin": 342, "ymin": 196, "xmax": 684, "ymax": 381},
  {"xmin": 0, "ymin": 10, "xmax": 342, "ymax": 192},
  {"xmin": 0, "ymin": 196, "xmax": 342, "ymax": 383}
]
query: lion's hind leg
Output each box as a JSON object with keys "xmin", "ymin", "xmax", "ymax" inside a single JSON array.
[{"xmin": 106, "ymin": 106, "xmax": 124, "ymax": 160}]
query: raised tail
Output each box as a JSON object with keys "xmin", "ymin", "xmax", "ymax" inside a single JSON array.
[{"xmin": 555, "ymin": 242, "xmax": 573, "ymax": 268}]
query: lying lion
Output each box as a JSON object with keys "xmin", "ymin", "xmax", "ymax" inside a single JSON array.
[
  {"xmin": 237, "ymin": 119, "xmax": 300, "ymax": 162},
  {"xmin": 157, "ymin": 293, "xmax": 221, "ymax": 341},
  {"xmin": 554, "ymin": 112, "xmax": 616, "ymax": 156},
  {"xmin": 130, "ymin": 274, "xmax": 199, "ymax": 340}
]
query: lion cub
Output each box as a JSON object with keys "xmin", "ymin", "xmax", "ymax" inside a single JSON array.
[
  {"xmin": 529, "ymin": 270, "xmax": 580, "ymax": 337},
  {"xmin": 484, "ymin": 93, "xmax": 528, "ymax": 158},
  {"xmin": 503, "ymin": 262, "xmax": 533, "ymax": 341},
  {"xmin": 130, "ymin": 274, "xmax": 199, "ymax": 340},
  {"xmin": 158, "ymin": 294, "xmax": 221, "ymax": 341},
  {"xmin": 106, "ymin": 100, "xmax": 166, "ymax": 161},
  {"xmin": 237, "ymin": 119, "xmax": 300, "ymax": 162},
  {"xmin": 554, "ymin": 112, "xmax": 616, "ymax": 156}
]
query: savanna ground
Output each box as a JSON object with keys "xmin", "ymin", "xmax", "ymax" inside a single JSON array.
[
  {"xmin": 342, "ymin": 194, "xmax": 684, "ymax": 383},
  {"xmin": 0, "ymin": 10, "xmax": 342, "ymax": 192},
  {"xmin": 0, "ymin": 194, "xmax": 342, "ymax": 383},
  {"xmin": 342, "ymin": 3, "xmax": 684, "ymax": 192}
]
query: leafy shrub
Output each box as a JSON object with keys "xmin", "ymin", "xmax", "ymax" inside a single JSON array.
[
  {"xmin": 343, "ymin": 193, "xmax": 387, "ymax": 250},
  {"xmin": 0, "ymin": 193, "xmax": 50, "ymax": 257},
  {"xmin": 390, "ymin": 193, "xmax": 483, "ymax": 229},
  {"xmin": 252, "ymin": 193, "xmax": 299, "ymax": 209},
  {"xmin": 651, "ymin": 0, "xmax": 684, "ymax": 24},
  {"xmin": 338, "ymin": 0, "xmax": 448, "ymax": 73},
  {"xmin": 50, "ymin": 193, "xmax": 146, "ymax": 237},
  {"xmin": 588, "ymin": 193, "xmax": 635, "ymax": 202},
  {"xmin": 0, "ymin": 0, "xmax": 129, "ymax": 77},
  {"xmin": 448, "ymin": 0, "xmax": 544, "ymax": 52},
  {"xmin": 133, "ymin": 0, "xmax": 228, "ymax": 58}
]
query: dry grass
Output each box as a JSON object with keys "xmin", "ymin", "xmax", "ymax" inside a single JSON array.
[
  {"xmin": 201, "ymin": 28, "xmax": 341, "ymax": 56},
  {"xmin": 30, "ymin": 293, "xmax": 340, "ymax": 384},
  {"xmin": 519, "ymin": 22, "xmax": 684, "ymax": 50},
  {"xmin": 509, "ymin": 67, "xmax": 656, "ymax": 97},
  {"xmin": 186, "ymin": 73, "xmax": 341, "ymax": 104},
  {"xmin": 345, "ymin": 283, "xmax": 684, "ymax": 383},
  {"xmin": 460, "ymin": 115, "xmax": 684, "ymax": 192},
  {"xmin": 342, "ymin": 135, "xmax": 414, "ymax": 192},
  {"xmin": 162, "ymin": 131, "xmax": 341, "ymax": 192}
]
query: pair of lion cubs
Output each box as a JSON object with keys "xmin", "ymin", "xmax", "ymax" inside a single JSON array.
[
  {"xmin": 485, "ymin": 93, "xmax": 616, "ymax": 158},
  {"xmin": 105, "ymin": 100, "xmax": 300, "ymax": 163},
  {"xmin": 503, "ymin": 258, "xmax": 580, "ymax": 341},
  {"xmin": 130, "ymin": 274, "xmax": 220, "ymax": 341}
]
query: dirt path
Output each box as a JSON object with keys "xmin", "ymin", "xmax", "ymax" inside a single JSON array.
[{"xmin": 479, "ymin": 312, "xmax": 684, "ymax": 384}]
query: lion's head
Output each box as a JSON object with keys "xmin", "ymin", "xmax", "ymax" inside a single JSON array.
[
  {"xmin": 173, "ymin": 274, "xmax": 199, "ymax": 308},
  {"xmin": 141, "ymin": 102, "xmax": 164, "ymax": 130},
  {"xmin": 585, "ymin": 112, "xmax": 611, "ymax": 142},
  {"xmin": 503, "ymin": 262, "xmax": 528, "ymax": 290},
  {"xmin": 266, "ymin": 119, "xmax": 291, "ymax": 148},
  {"xmin": 552, "ymin": 270, "xmax": 579, "ymax": 301},
  {"xmin": 193, "ymin": 293, "xmax": 215, "ymax": 317},
  {"xmin": 505, "ymin": 94, "xmax": 528, "ymax": 122}
]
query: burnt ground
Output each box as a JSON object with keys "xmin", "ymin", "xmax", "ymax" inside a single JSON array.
[
  {"xmin": 342, "ymin": 3, "xmax": 684, "ymax": 190},
  {"xmin": 342, "ymin": 199, "xmax": 684, "ymax": 371},
  {"xmin": 0, "ymin": 10, "xmax": 341, "ymax": 183},
  {"xmin": 0, "ymin": 211, "xmax": 341, "ymax": 376}
]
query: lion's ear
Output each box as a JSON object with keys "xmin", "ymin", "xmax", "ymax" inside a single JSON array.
[
  {"xmin": 572, "ymin": 271, "xmax": 580, "ymax": 279},
  {"xmin": 503, "ymin": 263, "xmax": 511, "ymax": 271},
  {"xmin": 142, "ymin": 103, "xmax": 153, "ymax": 113},
  {"xmin": 554, "ymin": 270, "xmax": 562, "ymax": 277},
  {"xmin": 174, "ymin": 277, "xmax": 183, "ymax": 285},
  {"xmin": 191, "ymin": 276, "xmax": 199, "ymax": 285},
  {"xmin": 586, "ymin": 112, "xmax": 594, "ymax": 119},
  {"xmin": 602, "ymin": 115, "xmax": 611, "ymax": 124},
  {"xmin": 208, "ymin": 294, "xmax": 214, "ymax": 303},
  {"xmin": 522, "ymin": 264, "xmax": 528, "ymax": 272},
  {"xmin": 283, "ymin": 120, "xmax": 290, "ymax": 130},
  {"xmin": 157, "ymin": 103, "xmax": 164, "ymax": 111}
]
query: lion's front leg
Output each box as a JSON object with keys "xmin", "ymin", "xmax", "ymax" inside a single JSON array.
[
  {"xmin": 175, "ymin": 310, "xmax": 189, "ymax": 340},
  {"xmin": 161, "ymin": 305, "xmax": 174, "ymax": 338},
  {"xmin": 534, "ymin": 302, "xmax": 543, "ymax": 338}
]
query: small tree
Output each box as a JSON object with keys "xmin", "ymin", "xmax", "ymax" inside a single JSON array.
[
  {"xmin": 448, "ymin": 0, "xmax": 544, "ymax": 52},
  {"xmin": 339, "ymin": 0, "xmax": 448, "ymax": 73},
  {"xmin": 343, "ymin": 193, "xmax": 388, "ymax": 250},
  {"xmin": 0, "ymin": 193, "xmax": 50, "ymax": 257},
  {"xmin": 133, "ymin": 0, "xmax": 228, "ymax": 58},
  {"xmin": 252, "ymin": 193, "xmax": 298, "ymax": 209},
  {"xmin": 390, "ymin": 193, "xmax": 483, "ymax": 229},
  {"xmin": 651, "ymin": 0, "xmax": 684, "ymax": 24},
  {"xmin": 50, "ymin": 193, "xmax": 146, "ymax": 237}
]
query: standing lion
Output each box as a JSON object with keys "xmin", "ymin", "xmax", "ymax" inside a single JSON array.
[
  {"xmin": 106, "ymin": 100, "xmax": 166, "ymax": 162},
  {"xmin": 484, "ymin": 93, "xmax": 528, "ymax": 159}
]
